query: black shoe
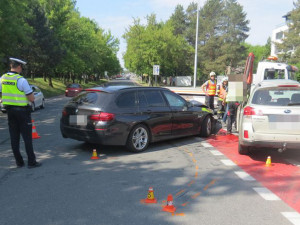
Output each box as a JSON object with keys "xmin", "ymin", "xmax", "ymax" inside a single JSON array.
[
  {"xmin": 28, "ymin": 162, "xmax": 42, "ymax": 169},
  {"xmin": 16, "ymin": 163, "xmax": 25, "ymax": 168}
]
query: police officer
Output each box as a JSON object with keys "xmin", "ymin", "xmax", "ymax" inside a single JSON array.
[
  {"xmin": 201, "ymin": 71, "xmax": 217, "ymax": 110},
  {"xmin": 0, "ymin": 58, "xmax": 41, "ymax": 168}
]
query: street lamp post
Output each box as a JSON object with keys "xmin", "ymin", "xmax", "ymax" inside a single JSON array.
[{"xmin": 193, "ymin": 1, "xmax": 200, "ymax": 88}]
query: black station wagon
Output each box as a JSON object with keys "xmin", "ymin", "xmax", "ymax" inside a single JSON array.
[{"xmin": 60, "ymin": 86, "xmax": 217, "ymax": 152}]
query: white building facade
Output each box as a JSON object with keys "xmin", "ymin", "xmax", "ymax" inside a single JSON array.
[{"xmin": 271, "ymin": 14, "xmax": 294, "ymax": 57}]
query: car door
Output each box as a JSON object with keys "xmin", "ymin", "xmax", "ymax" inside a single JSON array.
[
  {"xmin": 137, "ymin": 89, "xmax": 172, "ymax": 141},
  {"xmin": 162, "ymin": 90, "xmax": 199, "ymax": 137}
]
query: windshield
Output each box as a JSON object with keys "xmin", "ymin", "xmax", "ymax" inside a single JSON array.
[
  {"xmin": 251, "ymin": 87, "xmax": 300, "ymax": 106},
  {"xmin": 263, "ymin": 69, "xmax": 285, "ymax": 80}
]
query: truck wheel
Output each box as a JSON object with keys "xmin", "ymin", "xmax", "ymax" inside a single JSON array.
[
  {"xmin": 126, "ymin": 124, "xmax": 150, "ymax": 152},
  {"xmin": 200, "ymin": 116, "xmax": 212, "ymax": 137},
  {"xmin": 238, "ymin": 142, "xmax": 249, "ymax": 155}
]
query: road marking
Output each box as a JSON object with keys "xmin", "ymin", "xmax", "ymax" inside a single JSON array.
[
  {"xmin": 175, "ymin": 189, "xmax": 186, "ymax": 196},
  {"xmin": 203, "ymin": 179, "xmax": 217, "ymax": 191},
  {"xmin": 202, "ymin": 142, "xmax": 213, "ymax": 148},
  {"xmin": 234, "ymin": 171, "xmax": 255, "ymax": 181},
  {"xmin": 191, "ymin": 192, "xmax": 201, "ymax": 199},
  {"xmin": 281, "ymin": 212, "xmax": 300, "ymax": 225},
  {"xmin": 221, "ymin": 159, "xmax": 236, "ymax": 166},
  {"xmin": 188, "ymin": 180, "xmax": 195, "ymax": 186},
  {"xmin": 285, "ymin": 159, "xmax": 300, "ymax": 167},
  {"xmin": 209, "ymin": 150, "xmax": 223, "ymax": 156},
  {"xmin": 253, "ymin": 187, "xmax": 280, "ymax": 201}
]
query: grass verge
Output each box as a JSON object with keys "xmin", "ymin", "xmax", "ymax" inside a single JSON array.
[{"xmin": 27, "ymin": 78, "xmax": 107, "ymax": 98}]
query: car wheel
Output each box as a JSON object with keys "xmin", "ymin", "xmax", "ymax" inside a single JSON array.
[
  {"xmin": 40, "ymin": 99, "xmax": 45, "ymax": 109},
  {"xmin": 200, "ymin": 116, "xmax": 212, "ymax": 137},
  {"xmin": 238, "ymin": 142, "xmax": 249, "ymax": 155},
  {"xmin": 31, "ymin": 103, "xmax": 35, "ymax": 112},
  {"xmin": 126, "ymin": 124, "xmax": 150, "ymax": 152}
]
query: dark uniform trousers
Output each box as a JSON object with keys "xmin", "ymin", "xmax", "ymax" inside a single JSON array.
[
  {"xmin": 205, "ymin": 95, "xmax": 215, "ymax": 111},
  {"xmin": 226, "ymin": 102, "xmax": 239, "ymax": 133},
  {"xmin": 6, "ymin": 106, "xmax": 36, "ymax": 165}
]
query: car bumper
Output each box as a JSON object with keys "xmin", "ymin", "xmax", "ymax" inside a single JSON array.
[
  {"xmin": 240, "ymin": 134, "xmax": 300, "ymax": 150},
  {"xmin": 60, "ymin": 122, "xmax": 128, "ymax": 145}
]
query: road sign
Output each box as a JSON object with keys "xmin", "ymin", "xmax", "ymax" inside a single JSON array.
[{"xmin": 153, "ymin": 65, "xmax": 160, "ymax": 75}]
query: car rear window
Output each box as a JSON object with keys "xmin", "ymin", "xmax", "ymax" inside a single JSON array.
[
  {"xmin": 251, "ymin": 87, "xmax": 300, "ymax": 106},
  {"xmin": 68, "ymin": 84, "xmax": 81, "ymax": 88},
  {"xmin": 70, "ymin": 91, "xmax": 107, "ymax": 106}
]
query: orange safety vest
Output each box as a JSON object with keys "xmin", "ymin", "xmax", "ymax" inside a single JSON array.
[
  {"xmin": 218, "ymin": 85, "xmax": 227, "ymax": 100},
  {"xmin": 206, "ymin": 80, "xmax": 216, "ymax": 96}
]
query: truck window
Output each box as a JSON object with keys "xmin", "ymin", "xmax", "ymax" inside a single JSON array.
[{"xmin": 263, "ymin": 69, "xmax": 285, "ymax": 80}]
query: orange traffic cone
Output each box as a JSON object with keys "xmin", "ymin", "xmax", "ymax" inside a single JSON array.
[
  {"xmin": 141, "ymin": 187, "xmax": 157, "ymax": 204},
  {"xmin": 31, "ymin": 120, "xmax": 40, "ymax": 139},
  {"xmin": 91, "ymin": 149, "xmax": 99, "ymax": 159},
  {"xmin": 162, "ymin": 194, "xmax": 176, "ymax": 213},
  {"xmin": 265, "ymin": 156, "xmax": 272, "ymax": 167}
]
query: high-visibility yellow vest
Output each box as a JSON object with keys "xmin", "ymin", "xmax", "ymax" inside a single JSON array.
[
  {"xmin": 1, "ymin": 73, "xmax": 28, "ymax": 106},
  {"xmin": 207, "ymin": 80, "xmax": 216, "ymax": 96}
]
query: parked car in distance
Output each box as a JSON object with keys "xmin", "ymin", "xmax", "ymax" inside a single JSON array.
[
  {"xmin": 65, "ymin": 83, "xmax": 83, "ymax": 97},
  {"xmin": 60, "ymin": 86, "xmax": 217, "ymax": 152},
  {"xmin": 238, "ymin": 80, "xmax": 300, "ymax": 155},
  {"xmin": 30, "ymin": 84, "xmax": 45, "ymax": 111},
  {"xmin": 1, "ymin": 84, "xmax": 44, "ymax": 112}
]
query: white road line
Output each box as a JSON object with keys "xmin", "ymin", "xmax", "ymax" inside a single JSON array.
[
  {"xmin": 209, "ymin": 150, "xmax": 223, "ymax": 156},
  {"xmin": 221, "ymin": 159, "xmax": 236, "ymax": 166},
  {"xmin": 285, "ymin": 159, "xmax": 300, "ymax": 167},
  {"xmin": 281, "ymin": 212, "xmax": 300, "ymax": 225},
  {"xmin": 234, "ymin": 171, "xmax": 255, "ymax": 181},
  {"xmin": 253, "ymin": 187, "xmax": 280, "ymax": 201},
  {"xmin": 202, "ymin": 142, "xmax": 213, "ymax": 148}
]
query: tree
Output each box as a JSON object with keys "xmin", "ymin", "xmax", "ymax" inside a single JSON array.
[
  {"xmin": 123, "ymin": 15, "xmax": 193, "ymax": 85},
  {"xmin": 277, "ymin": 1, "xmax": 300, "ymax": 64},
  {"xmin": 169, "ymin": 5, "xmax": 187, "ymax": 36}
]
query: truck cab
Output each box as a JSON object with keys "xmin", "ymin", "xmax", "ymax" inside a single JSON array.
[{"xmin": 253, "ymin": 60, "xmax": 297, "ymax": 84}]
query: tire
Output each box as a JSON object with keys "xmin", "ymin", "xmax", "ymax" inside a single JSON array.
[
  {"xmin": 31, "ymin": 103, "xmax": 35, "ymax": 112},
  {"xmin": 126, "ymin": 124, "xmax": 150, "ymax": 152},
  {"xmin": 238, "ymin": 142, "xmax": 249, "ymax": 155},
  {"xmin": 40, "ymin": 99, "xmax": 45, "ymax": 109},
  {"xmin": 200, "ymin": 116, "xmax": 212, "ymax": 137}
]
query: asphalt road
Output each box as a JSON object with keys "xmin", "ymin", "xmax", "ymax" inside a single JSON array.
[{"xmin": 0, "ymin": 94, "xmax": 299, "ymax": 225}]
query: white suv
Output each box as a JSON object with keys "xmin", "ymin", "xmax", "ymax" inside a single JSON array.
[{"xmin": 238, "ymin": 80, "xmax": 300, "ymax": 154}]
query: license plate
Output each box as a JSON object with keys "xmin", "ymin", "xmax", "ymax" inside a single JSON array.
[{"xmin": 69, "ymin": 115, "xmax": 87, "ymax": 125}]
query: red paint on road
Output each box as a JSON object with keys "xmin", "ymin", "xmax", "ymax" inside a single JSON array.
[{"xmin": 207, "ymin": 130, "xmax": 300, "ymax": 213}]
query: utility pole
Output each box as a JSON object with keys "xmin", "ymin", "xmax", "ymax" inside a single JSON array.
[{"xmin": 193, "ymin": 1, "xmax": 200, "ymax": 88}]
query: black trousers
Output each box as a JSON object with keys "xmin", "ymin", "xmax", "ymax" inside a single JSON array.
[
  {"xmin": 205, "ymin": 95, "xmax": 215, "ymax": 111},
  {"xmin": 6, "ymin": 106, "xmax": 36, "ymax": 165},
  {"xmin": 226, "ymin": 102, "xmax": 238, "ymax": 133}
]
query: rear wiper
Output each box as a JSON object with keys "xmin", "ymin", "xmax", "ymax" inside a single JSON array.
[{"xmin": 288, "ymin": 103, "xmax": 300, "ymax": 106}]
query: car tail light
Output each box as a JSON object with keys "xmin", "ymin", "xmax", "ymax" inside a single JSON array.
[
  {"xmin": 278, "ymin": 85, "xmax": 300, "ymax": 87},
  {"xmin": 243, "ymin": 106, "xmax": 263, "ymax": 116},
  {"xmin": 62, "ymin": 109, "xmax": 68, "ymax": 116},
  {"xmin": 244, "ymin": 130, "xmax": 249, "ymax": 138},
  {"xmin": 90, "ymin": 112, "xmax": 115, "ymax": 121}
]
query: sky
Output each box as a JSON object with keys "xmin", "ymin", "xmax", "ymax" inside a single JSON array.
[{"xmin": 76, "ymin": 0, "xmax": 295, "ymax": 68}]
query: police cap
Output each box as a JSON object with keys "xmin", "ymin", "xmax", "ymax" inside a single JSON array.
[{"xmin": 9, "ymin": 57, "xmax": 27, "ymax": 65}]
